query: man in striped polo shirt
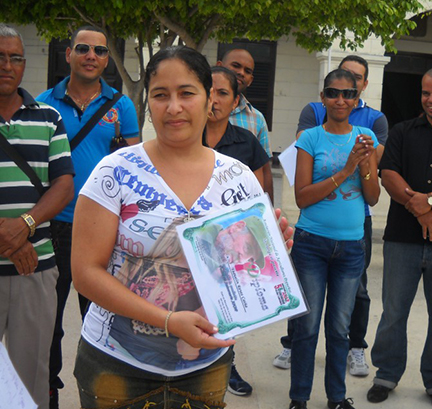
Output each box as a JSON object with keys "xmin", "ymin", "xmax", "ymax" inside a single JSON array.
[{"xmin": 0, "ymin": 24, "xmax": 74, "ymax": 409}]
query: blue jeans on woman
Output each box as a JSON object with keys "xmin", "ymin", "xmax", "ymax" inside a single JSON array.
[
  {"xmin": 371, "ymin": 241, "xmax": 432, "ymax": 391},
  {"xmin": 289, "ymin": 229, "xmax": 365, "ymax": 403}
]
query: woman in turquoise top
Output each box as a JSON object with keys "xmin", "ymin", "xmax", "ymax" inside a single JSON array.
[{"xmin": 289, "ymin": 69, "xmax": 380, "ymax": 409}]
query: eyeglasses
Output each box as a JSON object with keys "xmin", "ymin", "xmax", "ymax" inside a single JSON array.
[
  {"xmin": 0, "ymin": 54, "xmax": 26, "ymax": 66},
  {"xmin": 324, "ymin": 87, "xmax": 358, "ymax": 100},
  {"xmin": 73, "ymin": 43, "xmax": 109, "ymax": 58}
]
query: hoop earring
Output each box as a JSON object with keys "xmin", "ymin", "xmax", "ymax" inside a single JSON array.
[
  {"xmin": 148, "ymin": 115, "xmax": 152, "ymax": 123},
  {"xmin": 208, "ymin": 111, "xmax": 214, "ymax": 119}
]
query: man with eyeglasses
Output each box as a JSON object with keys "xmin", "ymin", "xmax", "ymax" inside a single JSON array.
[
  {"xmin": 0, "ymin": 24, "xmax": 74, "ymax": 409},
  {"xmin": 36, "ymin": 25, "xmax": 139, "ymax": 409},
  {"xmin": 273, "ymin": 55, "xmax": 388, "ymax": 378}
]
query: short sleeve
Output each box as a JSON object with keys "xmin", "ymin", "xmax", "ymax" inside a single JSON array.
[
  {"xmin": 255, "ymin": 112, "xmax": 272, "ymax": 158},
  {"xmin": 45, "ymin": 107, "xmax": 75, "ymax": 181},
  {"xmin": 296, "ymin": 104, "xmax": 318, "ymax": 134},
  {"xmin": 79, "ymin": 154, "xmax": 123, "ymax": 216},
  {"xmin": 379, "ymin": 123, "xmax": 404, "ymax": 174},
  {"xmin": 117, "ymin": 94, "xmax": 140, "ymax": 139},
  {"xmin": 250, "ymin": 137, "xmax": 271, "ymax": 171},
  {"xmin": 295, "ymin": 127, "xmax": 316, "ymax": 157},
  {"xmin": 372, "ymin": 115, "xmax": 389, "ymax": 146}
]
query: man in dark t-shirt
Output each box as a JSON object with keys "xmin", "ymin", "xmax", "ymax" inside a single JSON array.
[{"xmin": 366, "ymin": 69, "xmax": 432, "ymax": 404}]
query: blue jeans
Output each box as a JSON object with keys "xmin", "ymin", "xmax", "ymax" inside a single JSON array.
[
  {"xmin": 281, "ymin": 217, "xmax": 372, "ymax": 350},
  {"xmin": 74, "ymin": 338, "xmax": 233, "ymax": 409},
  {"xmin": 371, "ymin": 241, "xmax": 432, "ymax": 390},
  {"xmin": 289, "ymin": 229, "xmax": 365, "ymax": 402}
]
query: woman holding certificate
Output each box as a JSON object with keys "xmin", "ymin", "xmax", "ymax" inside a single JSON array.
[
  {"xmin": 289, "ymin": 69, "xmax": 380, "ymax": 409},
  {"xmin": 70, "ymin": 45, "xmax": 292, "ymax": 409}
]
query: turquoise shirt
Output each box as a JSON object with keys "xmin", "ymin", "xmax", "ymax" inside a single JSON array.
[
  {"xmin": 295, "ymin": 125, "xmax": 378, "ymax": 241},
  {"xmin": 37, "ymin": 77, "xmax": 139, "ymax": 223}
]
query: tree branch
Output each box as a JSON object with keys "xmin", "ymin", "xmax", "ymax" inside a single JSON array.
[
  {"xmin": 197, "ymin": 14, "xmax": 221, "ymax": 52},
  {"xmin": 71, "ymin": 6, "xmax": 99, "ymax": 27},
  {"xmin": 155, "ymin": 13, "xmax": 197, "ymax": 49}
]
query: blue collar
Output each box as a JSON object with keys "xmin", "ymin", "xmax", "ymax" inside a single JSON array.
[{"xmin": 52, "ymin": 76, "xmax": 114, "ymax": 100}]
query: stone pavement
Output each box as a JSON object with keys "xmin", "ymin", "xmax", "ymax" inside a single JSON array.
[{"xmin": 58, "ymin": 170, "xmax": 430, "ymax": 408}]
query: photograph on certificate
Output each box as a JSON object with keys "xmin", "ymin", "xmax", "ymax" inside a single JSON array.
[{"xmin": 177, "ymin": 195, "xmax": 309, "ymax": 340}]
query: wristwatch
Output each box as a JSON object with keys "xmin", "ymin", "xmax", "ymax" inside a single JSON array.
[
  {"xmin": 20, "ymin": 213, "xmax": 36, "ymax": 237},
  {"xmin": 428, "ymin": 193, "xmax": 432, "ymax": 207}
]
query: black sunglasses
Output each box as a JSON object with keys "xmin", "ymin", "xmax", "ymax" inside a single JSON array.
[
  {"xmin": 73, "ymin": 43, "xmax": 109, "ymax": 58},
  {"xmin": 324, "ymin": 87, "xmax": 358, "ymax": 100}
]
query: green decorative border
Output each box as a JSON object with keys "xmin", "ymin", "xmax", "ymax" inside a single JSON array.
[{"xmin": 214, "ymin": 292, "xmax": 300, "ymax": 334}]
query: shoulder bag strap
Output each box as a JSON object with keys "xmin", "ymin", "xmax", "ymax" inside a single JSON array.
[
  {"xmin": 0, "ymin": 133, "xmax": 45, "ymax": 196},
  {"xmin": 70, "ymin": 92, "xmax": 123, "ymax": 151}
]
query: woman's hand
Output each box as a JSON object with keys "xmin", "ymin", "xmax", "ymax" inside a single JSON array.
[
  {"xmin": 275, "ymin": 208, "xmax": 293, "ymax": 249},
  {"xmin": 168, "ymin": 311, "xmax": 235, "ymax": 350},
  {"xmin": 345, "ymin": 135, "xmax": 374, "ymax": 175}
]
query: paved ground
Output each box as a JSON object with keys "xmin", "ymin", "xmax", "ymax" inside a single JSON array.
[{"xmin": 58, "ymin": 170, "xmax": 431, "ymax": 408}]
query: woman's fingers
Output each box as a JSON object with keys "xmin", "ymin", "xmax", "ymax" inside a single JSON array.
[{"xmin": 168, "ymin": 311, "xmax": 236, "ymax": 350}]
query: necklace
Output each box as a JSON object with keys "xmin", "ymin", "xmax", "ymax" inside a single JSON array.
[
  {"xmin": 322, "ymin": 124, "xmax": 353, "ymax": 147},
  {"xmin": 66, "ymin": 86, "xmax": 101, "ymax": 111}
]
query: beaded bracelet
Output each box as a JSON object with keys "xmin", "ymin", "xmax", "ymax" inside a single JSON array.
[{"xmin": 165, "ymin": 311, "xmax": 173, "ymax": 338}]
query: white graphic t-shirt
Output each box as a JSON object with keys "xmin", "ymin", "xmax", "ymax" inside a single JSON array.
[{"xmin": 79, "ymin": 143, "xmax": 263, "ymax": 376}]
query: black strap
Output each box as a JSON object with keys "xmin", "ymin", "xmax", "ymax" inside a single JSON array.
[
  {"xmin": 0, "ymin": 133, "xmax": 45, "ymax": 196},
  {"xmin": 70, "ymin": 92, "xmax": 123, "ymax": 151}
]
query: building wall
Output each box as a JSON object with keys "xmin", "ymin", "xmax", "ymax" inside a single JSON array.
[{"xmin": 16, "ymin": 25, "xmax": 50, "ymax": 97}]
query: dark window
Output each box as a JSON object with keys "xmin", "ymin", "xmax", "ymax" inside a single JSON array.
[
  {"xmin": 382, "ymin": 51, "xmax": 432, "ymax": 129},
  {"xmin": 47, "ymin": 38, "xmax": 124, "ymax": 91},
  {"xmin": 406, "ymin": 13, "xmax": 428, "ymax": 38},
  {"xmin": 217, "ymin": 40, "xmax": 277, "ymax": 131}
]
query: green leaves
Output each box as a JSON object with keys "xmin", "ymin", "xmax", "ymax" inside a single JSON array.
[
  {"xmin": 0, "ymin": 0, "xmax": 424, "ymax": 53},
  {"xmin": 0, "ymin": 0, "xmax": 424, "ymax": 131}
]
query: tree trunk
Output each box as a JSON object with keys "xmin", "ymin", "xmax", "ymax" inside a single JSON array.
[{"xmin": 106, "ymin": 33, "xmax": 146, "ymax": 139}]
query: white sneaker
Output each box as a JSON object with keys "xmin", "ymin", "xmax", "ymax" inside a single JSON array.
[
  {"xmin": 347, "ymin": 348, "xmax": 369, "ymax": 376},
  {"xmin": 273, "ymin": 348, "xmax": 291, "ymax": 369}
]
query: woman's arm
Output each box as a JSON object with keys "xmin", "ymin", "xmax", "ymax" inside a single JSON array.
[
  {"xmin": 253, "ymin": 166, "xmax": 264, "ymax": 189},
  {"xmin": 295, "ymin": 134, "xmax": 380, "ymax": 209},
  {"xmin": 71, "ymin": 195, "xmax": 234, "ymax": 350},
  {"xmin": 295, "ymin": 148, "xmax": 351, "ymax": 209},
  {"xmin": 358, "ymin": 145, "xmax": 380, "ymax": 207}
]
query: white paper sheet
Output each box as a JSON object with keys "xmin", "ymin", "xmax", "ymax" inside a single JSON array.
[
  {"xmin": 0, "ymin": 342, "xmax": 37, "ymax": 409},
  {"xmin": 278, "ymin": 141, "xmax": 297, "ymax": 186}
]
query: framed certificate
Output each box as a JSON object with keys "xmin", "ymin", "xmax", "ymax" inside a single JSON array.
[{"xmin": 177, "ymin": 195, "xmax": 308, "ymax": 340}]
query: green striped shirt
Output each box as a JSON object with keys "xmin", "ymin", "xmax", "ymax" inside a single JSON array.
[{"xmin": 0, "ymin": 88, "xmax": 74, "ymax": 275}]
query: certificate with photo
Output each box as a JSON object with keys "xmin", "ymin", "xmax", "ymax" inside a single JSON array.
[{"xmin": 177, "ymin": 195, "xmax": 309, "ymax": 340}]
